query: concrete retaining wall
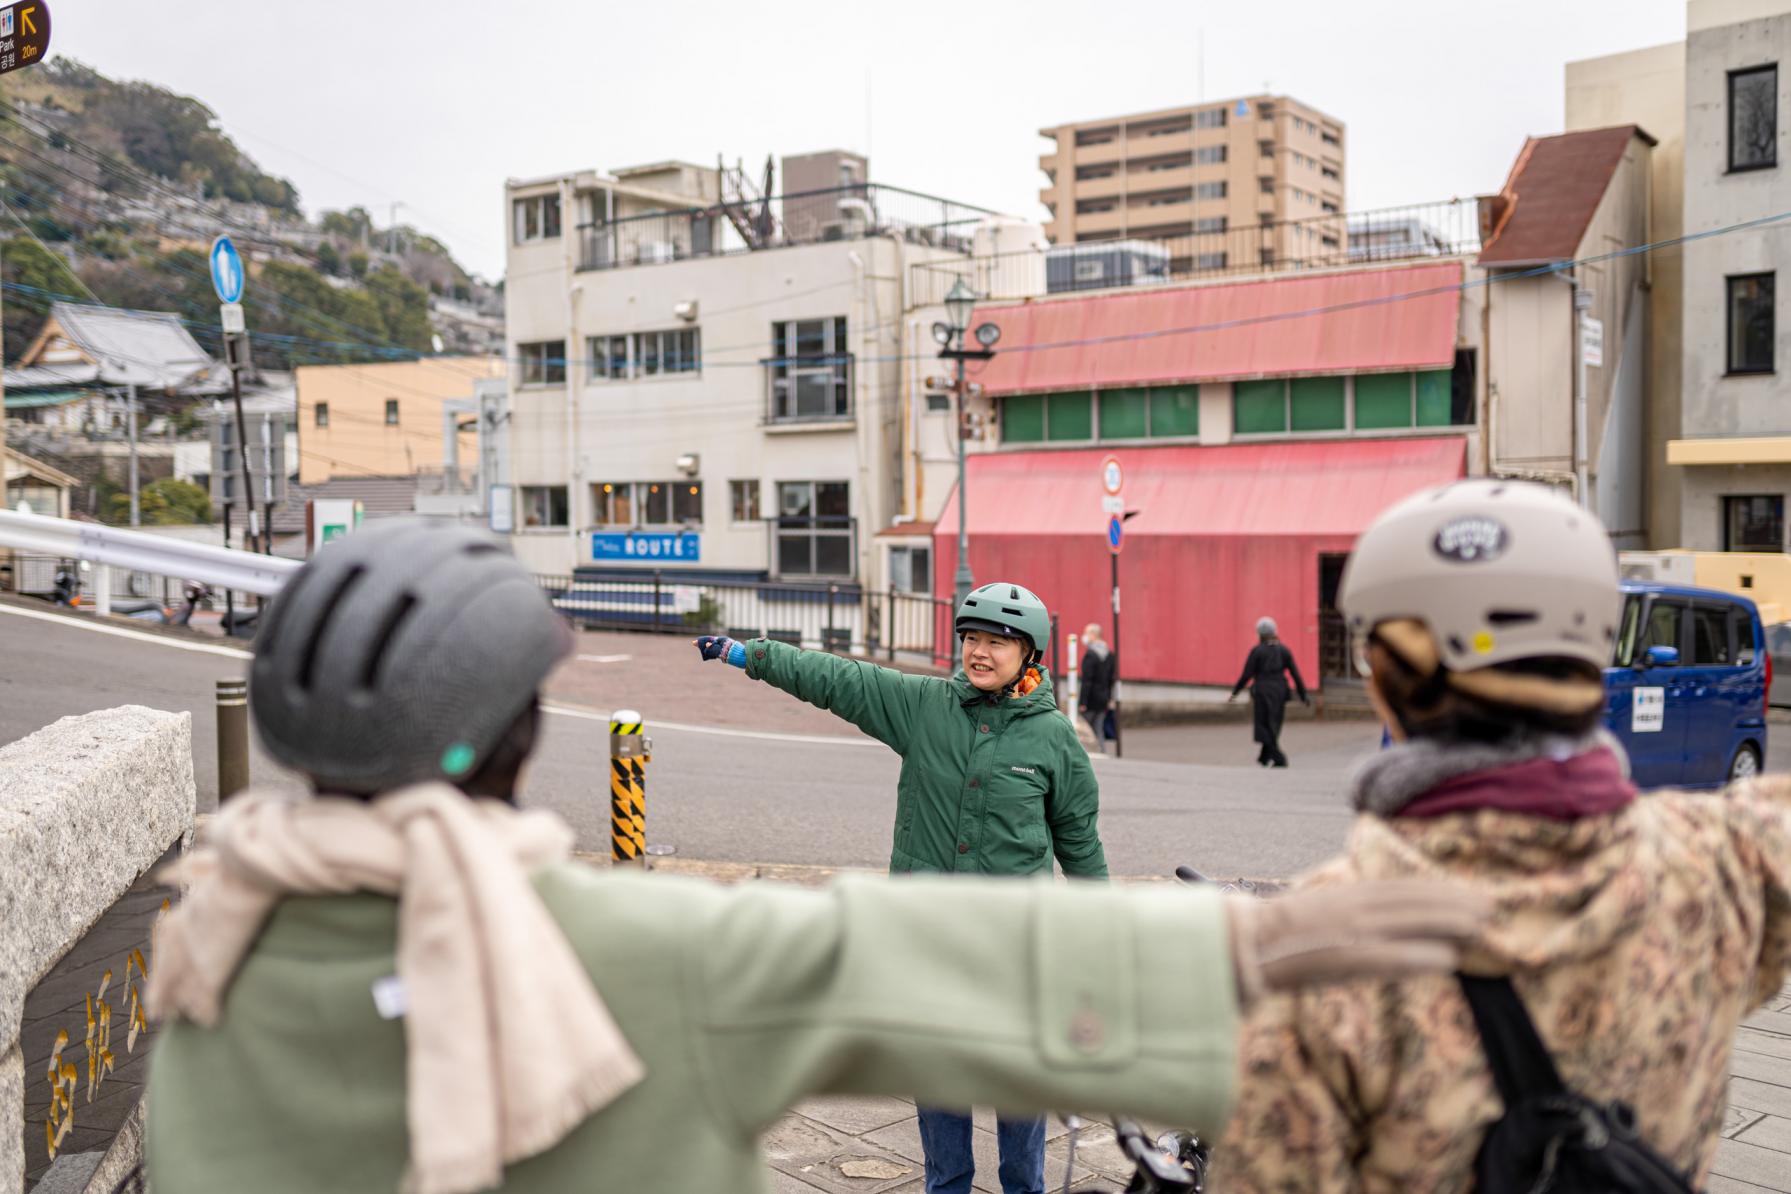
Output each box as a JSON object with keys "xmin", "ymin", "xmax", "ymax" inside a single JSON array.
[{"xmin": 0, "ymin": 707, "xmax": 195, "ymax": 1194}]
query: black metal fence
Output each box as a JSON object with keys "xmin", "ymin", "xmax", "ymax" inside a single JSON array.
[
  {"xmin": 578, "ymin": 184, "xmax": 995, "ymax": 273},
  {"xmin": 535, "ymin": 571, "xmax": 954, "ymax": 666},
  {"xmin": 909, "ymin": 197, "xmax": 1486, "ymax": 305}
]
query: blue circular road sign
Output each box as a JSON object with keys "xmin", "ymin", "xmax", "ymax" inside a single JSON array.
[{"xmin": 209, "ymin": 236, "xmax": 244, "ymax": 304}]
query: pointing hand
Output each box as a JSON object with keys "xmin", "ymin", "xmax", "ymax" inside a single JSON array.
[{"xmin": 694, "ymin": 636, "xmax": 745, "ymax": 667}]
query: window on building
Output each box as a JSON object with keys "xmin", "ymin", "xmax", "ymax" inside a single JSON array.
[
  {"xmin": 1259, "ymin": 140, "xmax": 1275, "ymax": 158},
  {"xmin": 519, "ymin": 340, "xmax": 566, "ymax": 386},
  {"xmin": 730, "ymin": 480, "xmax": 761, "ymax": 522},
  {"xmin": 1194, "ymin": 107, "xmax": 1227, "ymax": 129},
  {"xmin": 673, "ymin": 481, "xmax": 703, "ymax": 523},
  {"xmin": 1351, "ymin": 364, "xmax": 1472, "ymax": 430},
  {"xmin": 520, "ymin": 485, "xmax": 568, "ymax": 529},
  {"xmin": 591, "ymin": 335, "xmax": 629, "ymax": 379},
  {"xmin": 776, "ymin": 481, "xmax": 853, "ymax": 577},
  {"xmin": 512, "ymin": 194, "xmax": 562, "ymax": 244},
  {"xmin": 1322, "ymin": 166, "xmax": 1340, "ymax": 181},
  {"xmin": 1001, "ymin": 391, "xmax": 1094, "ymax": 444},
  {"xmin": 1194, "ymin": 252, "xmax": 1228, "ymax": 270},
  {"xmin": 384, "ymin": 399, "xmax": 399, "ymax": 426},
  {"xmin": 1260, "ymin": 248, "xmax": 1276, "ymax": 266},
  {"xmin": 1194, "ymin": 145, "xmax": 1227, "ymax": 164},
  {"xmin": 769, "ymin": 317, "xmax": 852, "ymax": 421},
  {"xmin": 1195, "ymin": 181, "xmax": 1227, "ymax": 200},
  {"xmin": 1729, "ymin": 65, "xmax": 1778, "ymax": 172},
  {"xmin": 1075, "ymin": 164, "xmax": 1117, "ymax": 181},
  {"xmin": 1096, "ymin": 385, "xmax": 1199, "ymax": 439},
  {"xmin": 1233, "ymin": 379, "xmax": 1288, "ymax": 434},
  {"xmin": 1727, "ymin": 273, "xmax": 1775, "ymax": 374},
  {"xmin": 594, "ymin": 481, "xmax": 635, "ymax": 526},
  {"xmin": 1192, "ymin": 216, "xmax": 1228, "ymax": 234},
  {"xmin": 1076, "ymin": 198, "xmax": 1118, "ymax": 215},
  {"xmin": 314, "ymin": 403, "xmax": 329, "ymax": 428},
  {"xmin": 1724, "ymin": 495, "xmax": 1784, "ymax": 551},
  {"xmin": 1289, "ymin": 376, "xmax": 1346, "ymax": 431},
  {"xmin": 588, "ymin": 330, "xmax": 701, "ymax": 380},
  {"xmin": 1259, "ymin": 177, "xmax": 1275, "ymax": 194},
  {"xmin": 1321, "ymin": 201, "xmax": 1339, "ymax": 214},
  {"xmin": 889, "ymin": 544, "xmax": 932, "ymax": 594}
]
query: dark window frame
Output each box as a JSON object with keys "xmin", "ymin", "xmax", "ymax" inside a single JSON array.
[
  {"xmin": 1726, "ymin": 272, "xmax": 1776, "ymax": 375},
  {"xmin": 384, "ymin": 398, "xmax": 399, "ymax": 426},
  {"xmin": 314, "ymin": 402, "xmax": 329, "ymax": 429},
  {"xmin": 1728, "ymin": 64, "xmax": 1779, "ymax": 174},
  {"xmin": 1723, "ymin": 493, "xmax": 1785, "ymax": 551}
]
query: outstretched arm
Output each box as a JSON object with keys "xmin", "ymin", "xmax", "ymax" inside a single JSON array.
[{"xmin": 696, "ymin": 636, "xmax": 931, "ymax": 754}]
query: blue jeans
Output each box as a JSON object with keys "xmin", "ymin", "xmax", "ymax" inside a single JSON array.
[{"xmin": 916, "ymin": 1106, "xmax": 1046, "ymax": 1194}]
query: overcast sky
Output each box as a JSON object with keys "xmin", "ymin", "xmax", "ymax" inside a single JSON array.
[{"xmin": 57, "ymin": 0, "xmax": 1686, "ymax": 279}]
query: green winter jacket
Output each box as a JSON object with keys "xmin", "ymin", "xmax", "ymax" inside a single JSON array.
[
  {"xmin": 742, "ymin": 640, "xmax": 1108, "ymax": 878},
  {"xmin": 146, "ymin": 866, "xmax": 1239, "ymax": 1194}
]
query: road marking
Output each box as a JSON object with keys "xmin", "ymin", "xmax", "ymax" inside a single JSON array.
[
  {"xmin": 576, "ymin": 654, "xmax": 633, "ymax": 664},
  {"xmin": 543, "ymin": 702, "xmax": 883, "ymax": 748},
  {"xmin": 0, "ymin": 602, "xmax": 253, "ymax": 659}
]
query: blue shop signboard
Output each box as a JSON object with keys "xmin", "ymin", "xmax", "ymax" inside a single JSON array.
[{"xmin": 591, "ymin": 532, "xmax": 700, "ymax": 562}]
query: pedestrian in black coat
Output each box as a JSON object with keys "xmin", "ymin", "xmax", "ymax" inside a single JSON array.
[
  {"xmin": 1077, "ymin": 622, "xmax": 1116, "ymax": 753},
  {"xmin": 1229, "ymin": 617, "xmax": 1309, "ymax": 767}
]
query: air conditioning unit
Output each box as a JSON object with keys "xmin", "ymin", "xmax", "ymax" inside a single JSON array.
[{"xmin": 1617, "ymin": 551, "xmax": 1696, "ymax": 585}]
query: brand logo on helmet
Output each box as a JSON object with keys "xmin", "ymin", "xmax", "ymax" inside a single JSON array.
[{"xmin": 1432, "ymin": 517, "xmax": 1508, "ymax": 563}]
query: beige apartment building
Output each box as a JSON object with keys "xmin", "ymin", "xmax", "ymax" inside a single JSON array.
[
  {"xmin": 1039, "ymin": 95, "xmax": 1346, "ymax": 274},
  {"xmin": 295, "ymin": 356, "xmax": 505, "ymax": 486}
]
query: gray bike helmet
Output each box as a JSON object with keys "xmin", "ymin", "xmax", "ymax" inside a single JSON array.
[
  {"xmin": 955, "ymin": 582, "xmax": 1050, "ymax": 662},
  {"xmin": 250, "ymin": 518, "xmax": 571, "ymax": 794}
]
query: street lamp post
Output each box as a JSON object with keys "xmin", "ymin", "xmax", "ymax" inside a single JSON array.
[{"xmin": 935, "ymin": 278, "xmax": 1000, "ymax": 610}]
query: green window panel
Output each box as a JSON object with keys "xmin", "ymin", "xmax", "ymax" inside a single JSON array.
[
  {"xmin": 1099, "ymin": 388, "xmax": 1149, "ymax": 439},
  {"xmin": 1004, "ymin": 394, "xmax": 1045, "ymax": 443},
  {"xmin": 1415, "ymin": 370, "xmax": 1453, "ymax": 426},
  {"xmin": 1046, "ymin": 391, "xmax": 1094, "ymax": 441},
  {"xmin": 1289, "ymin": 376, "xmax": 1347, "ymax": 432},
  {"xmin": 1354, "ymin": 373, "xmax": 1413, "ymax": 430},
  {"xmin": 1148, "ymin": 385, "xmax": 1200, "ymax": 437},
  {"xmin": 1233, "ymin": 379, "xmax": 1287, "ymax": 434}
]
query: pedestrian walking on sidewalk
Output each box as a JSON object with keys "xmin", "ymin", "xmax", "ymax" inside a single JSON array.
[
  {"xmin": 143, "ymin": 521, "xmax": 1493, "ymax": 1194},
  {"xmin": 1229, "ymin": 617, "xmax": 1309, "ymax": 767},
  {"xmin": 1211, "ymin": 480, "xmax": 1791, "ymax": 1194},
  {"xmin": 1077, "ymin": 621, "xmax": 1117, "ymax": 754},
  {"xmin": 696, "ymin": 582, "xmax": 1102, "ymax": 1194}
]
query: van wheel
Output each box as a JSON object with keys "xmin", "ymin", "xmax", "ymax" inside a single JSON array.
[{"xmin": 1728, "ymin": 743, "xmax": 1762, "ymax": 782}]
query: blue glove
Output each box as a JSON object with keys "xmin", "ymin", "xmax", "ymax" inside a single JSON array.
[{"xmin": 694, "ymin": 635, "xmax": 746, "ymax": 668}]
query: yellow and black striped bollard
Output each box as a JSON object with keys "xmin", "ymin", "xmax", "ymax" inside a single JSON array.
[{"xmin": 609, "ymin": 710, "xmax": 650, "ymax": 864}]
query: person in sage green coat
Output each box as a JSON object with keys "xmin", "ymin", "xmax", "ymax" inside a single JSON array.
[{"xmin": 145, "ymin": 522, "xmax": 1492, "ymax": 1194}]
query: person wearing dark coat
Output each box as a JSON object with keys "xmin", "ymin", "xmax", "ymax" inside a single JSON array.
[
  {"xmin": 1077, "ymin": 622, "xmax": 1117, "ymax": 753},
  {"xmin": 1229, "ymin": 617, "xmax": 1309, "ymax": 767}
]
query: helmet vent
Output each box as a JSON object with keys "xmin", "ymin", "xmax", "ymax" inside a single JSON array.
[
  {"xmin": 298, "ymin": 565, "xmax": 366, "ymax": 691},
  {"xmin": 463, "ymin": 542, "xmax": 501, "ymax": 556},
  {"xmin": 1487, "ymin": 610, "xmax": 1538, "ymax": 626},
  {"xmin": 360, "ymin": 594, "xmax": 419, "ymax": 691},
  {"xmin": 1008, "ymin": 586, "xmax": 1019, "ymax": 599}
]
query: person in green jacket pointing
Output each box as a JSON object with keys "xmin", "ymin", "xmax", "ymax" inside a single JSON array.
[
  {"xmin": 146, "ymin": 523, "xmax": 1491, "ymax": 1194},
  {"xmin": 692, "ymin": 582, "xmax": 1100, "ymax": 1193}
]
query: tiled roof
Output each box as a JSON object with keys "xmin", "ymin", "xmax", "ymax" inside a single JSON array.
[{"xmin": 1477, "ymin": 126, "xmax": 1651, "ymax": 267}]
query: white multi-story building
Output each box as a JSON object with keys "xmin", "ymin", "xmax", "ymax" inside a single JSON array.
[{"xmin": 500, "ymin": 155, "xmax": 1002, "ymax": 610}]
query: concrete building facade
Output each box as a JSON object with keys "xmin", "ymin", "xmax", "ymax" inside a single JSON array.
[
  {"xmin": 1038, "ymin": 95, "xmax": 1346, "ymax": 275},
  {"xmin": 501, "ymin": 158, "xmax": 989, "ymax": 602}
]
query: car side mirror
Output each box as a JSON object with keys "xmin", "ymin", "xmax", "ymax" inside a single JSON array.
[{"xmin": 1643, "ymin": 644, "xmax": 1680, "ymax": 668}]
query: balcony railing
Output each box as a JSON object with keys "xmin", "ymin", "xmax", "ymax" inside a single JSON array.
[
  {"xmin": 908, "ymin": 198, "xmax": 1487, "ymax": 306},
  {"xmin": 763, "ymin": 353, "xmax": 854, "ymax": 426},
  {"xmin": 577, "ymin": 184, "xmax": 995, "ymax": 272}
]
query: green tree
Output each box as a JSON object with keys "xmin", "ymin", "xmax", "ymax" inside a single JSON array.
[
  {"xmin": 363, "ymin": 265, "xmax": 432, "ymax": 351},
  {"xmin": 2, "ymin": 237, "xmax": 84, "ymax": 361},
  {"xmin": 346, "ymin": 250, "xmax": 369, "ymax": 279},
  {"xmin": 107, "ymin": 477, "xmax": 213, "ymax": 525},
  {"xmin": 315, "ymin": 240, "xmax": 343, "ymax": 276}
]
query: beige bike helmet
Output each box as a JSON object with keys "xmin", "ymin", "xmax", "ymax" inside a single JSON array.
[{"xmin": 1339, "ymin": 480, "xmax": 1619, "ymax": 712}]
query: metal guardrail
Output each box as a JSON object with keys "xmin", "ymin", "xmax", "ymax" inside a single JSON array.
[{"xmin": 0, "ymin": 510, "xmax": 300, "ymax": 597}]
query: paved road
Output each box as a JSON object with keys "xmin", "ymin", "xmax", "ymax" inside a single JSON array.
[{"xmin": 0, "ymin": 601, "xmax": 1375, "ymax": 877}]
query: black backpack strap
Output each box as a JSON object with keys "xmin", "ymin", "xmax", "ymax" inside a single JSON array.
[{"xmin": 1456, "ymin": 973, "xmax": 1568, "ymax": 1105}]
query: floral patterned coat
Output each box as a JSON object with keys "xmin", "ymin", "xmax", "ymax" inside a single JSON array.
[{"xmin": 1210, "ymin": 778, "xmax": 1791, "ymax": 1193}]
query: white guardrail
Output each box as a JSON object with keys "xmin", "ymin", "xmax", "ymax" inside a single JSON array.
[{"xmin": 0, "ymin": 509, "xmax": 300, "ymax": 599}]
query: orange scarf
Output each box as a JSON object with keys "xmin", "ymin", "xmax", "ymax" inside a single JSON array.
[{"xmin": 1011, "ymin": 666, "xmax": 1043, "ymax": 698}]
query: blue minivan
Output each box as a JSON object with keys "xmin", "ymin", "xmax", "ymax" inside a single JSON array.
[{"xmin": 1605, "ymin": 582, "xmax": 1769, "ymax": 789}]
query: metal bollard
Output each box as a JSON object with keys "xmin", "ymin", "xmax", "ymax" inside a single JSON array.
[
  {"xmin": 216, "ymin": 678, "xmax": 250, "ymax": 799},
  {"xmin": 609, "ymin": 709, "xmax": 650, "ymax": 864}
]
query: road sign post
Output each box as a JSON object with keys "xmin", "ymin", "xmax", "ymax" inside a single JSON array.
[
  {"xmin": 1100, "ymin": 456, "xmax": 1125, "ymax": 758},
  {"xmin": 211, "ymin": 236, "xmax": 265, "ymax": 555}
]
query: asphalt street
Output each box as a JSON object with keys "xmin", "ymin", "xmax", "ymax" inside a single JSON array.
[{"xmin": 2, "ymin": 599, "xmax": 1378, "ymax": 877}]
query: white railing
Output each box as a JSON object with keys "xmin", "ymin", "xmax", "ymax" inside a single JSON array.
[{"xmin": 0, "ymin": 510, "xmax": 300, "ymax": 608}]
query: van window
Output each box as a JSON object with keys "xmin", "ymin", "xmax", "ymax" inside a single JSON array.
[
  {"xmin": 1729, "ymin": 606, "xmax": 1758, "ymax": 665},
  {"xmin": 1640, "ymin": 600, "xmax": 1685, "ymax": 661},
  {"xmin": 1613, "ymin": 594, "xmax": 1644, "ymax": 666},
  {"xmin": 1688, "ymin": 605, "xmax": 1737, "ymax": 666}
]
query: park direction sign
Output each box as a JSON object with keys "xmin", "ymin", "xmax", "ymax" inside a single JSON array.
[{"xmin": 0, "ymin": 2, "xmax": 50, "ymax": 78}]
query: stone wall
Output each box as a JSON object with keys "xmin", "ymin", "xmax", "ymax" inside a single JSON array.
[{"xmin": 0, "ymin": 708, "xmax": 195, "ymax": 1194}]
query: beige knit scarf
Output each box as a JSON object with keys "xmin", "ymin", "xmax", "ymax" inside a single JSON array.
[{"xmin": 147, "ymin": 785, "xmax": 646, "ymax": 1194}]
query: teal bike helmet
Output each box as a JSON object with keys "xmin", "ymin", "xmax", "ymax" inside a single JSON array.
[{"xmin": 955, "ymin": 582, "xmax": 1050, "ymax": 663}]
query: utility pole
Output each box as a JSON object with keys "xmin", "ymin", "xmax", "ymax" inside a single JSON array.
[{"xmin": 126, "ymin": 384, "xmax": 139, "ymax": 526}]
